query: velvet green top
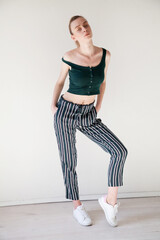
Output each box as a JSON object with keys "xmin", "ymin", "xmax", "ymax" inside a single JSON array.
[{"xmin": 61, "ymin": 47, "xmax": 106, "ymax": 95}]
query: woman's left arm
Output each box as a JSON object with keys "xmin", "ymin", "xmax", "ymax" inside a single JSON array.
[{"xmin": 95, "ymin": 50, "xmax": 111, "ymax": 113}]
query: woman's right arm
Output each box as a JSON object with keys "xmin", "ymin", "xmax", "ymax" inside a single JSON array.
[{"xmin": 50, "ymin": 56, "xmax": 70, "ymax": 115}]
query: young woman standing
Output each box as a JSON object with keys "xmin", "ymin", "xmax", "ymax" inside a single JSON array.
[{"xmin": 51, "ymin": 15, "xmax": 128, "ymax": 227}]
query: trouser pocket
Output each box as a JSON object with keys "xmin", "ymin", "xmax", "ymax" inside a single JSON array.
[{"xmin": 54, "ymin": 101, "xmax": 61, "ymax": 116}]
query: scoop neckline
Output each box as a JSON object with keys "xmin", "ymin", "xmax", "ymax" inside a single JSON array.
[{"xmin": 62, "ymin": 47, "xmax": 105, "ymax": 69}]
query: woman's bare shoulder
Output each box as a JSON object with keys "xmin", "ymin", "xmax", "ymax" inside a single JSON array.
[
  {"xmin": 62, "ymin": 46, "xmax": 109, "ymax": 62},
  {"xmin": 62, "ymin": 48, "xmax": 77, "ymax": 61},
  {"xmin": 103, "ymin": 47, "xmax": 111, "ymax": 63}
]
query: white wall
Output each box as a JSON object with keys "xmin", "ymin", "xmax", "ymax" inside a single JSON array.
[{"xmin": 0, "ymin": 0, "xmax": 160, "ymax": 207}]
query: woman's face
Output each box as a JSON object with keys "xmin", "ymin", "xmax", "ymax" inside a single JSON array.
[{"xmin": 71, "ymin": 17, "xmax": 92, "ymax": 43}]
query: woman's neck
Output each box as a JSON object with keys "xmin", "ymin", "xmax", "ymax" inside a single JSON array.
[{"xmin": 77, "ymin": 42, "xmax": 96, "ymax": 57}]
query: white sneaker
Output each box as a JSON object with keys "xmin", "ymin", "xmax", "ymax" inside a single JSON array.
[
  {"xmin": 98, "ymin": 196, "xmax": 120, "ymax": 227},
  {"xmin": 73, "ymin": 203, "xmax": 92, "ymax": 226}
]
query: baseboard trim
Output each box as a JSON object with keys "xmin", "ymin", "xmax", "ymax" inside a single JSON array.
[{"xmin": 0, "ymin": 191, "xmax": 160, "ymax": 207}]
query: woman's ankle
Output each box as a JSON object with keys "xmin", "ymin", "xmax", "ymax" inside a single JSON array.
[
  {"xmin": 73, "ymin": 200, "xmax": 82, "ymax": 209},
  {"xmin": 106, "ymin": 198, "xmax": 117, "ymax": 206},
  {"xmin": 105, "ymin": 195, "xmax": 117, "ymax": 206}
]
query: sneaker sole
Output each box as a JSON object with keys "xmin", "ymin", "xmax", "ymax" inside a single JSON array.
[{"xmin": 98, "ymin": 197, "xmax": 118, "ymax": 227}]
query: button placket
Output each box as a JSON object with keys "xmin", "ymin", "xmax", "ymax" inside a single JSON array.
[{"xmin": 88, "ymin": 67, "xmax": 93, "ymax": 93}]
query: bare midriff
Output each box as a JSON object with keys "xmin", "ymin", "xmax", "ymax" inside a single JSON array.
[{"xmin": 62, "ymin": 92, "xmax": 96, "ymax": 105}]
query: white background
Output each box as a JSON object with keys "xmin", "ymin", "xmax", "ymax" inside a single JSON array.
[{"xmin": 0, "ymin": 0, "xmax": 160, "ymax": 206}]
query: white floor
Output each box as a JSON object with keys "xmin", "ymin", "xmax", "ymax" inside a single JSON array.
[{"xmin": 0, "ymin": 197, "xmax": 160, "ymax": 240}]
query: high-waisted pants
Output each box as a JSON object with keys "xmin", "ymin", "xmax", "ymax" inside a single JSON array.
[{"xmin": 53, "ymin": 94, "xmax": 128, "ymax": 200}]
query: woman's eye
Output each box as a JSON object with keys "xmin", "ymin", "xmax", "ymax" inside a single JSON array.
[{"xmin": 77, "ymin": 24, "xmax": 88, "ymax": 31}]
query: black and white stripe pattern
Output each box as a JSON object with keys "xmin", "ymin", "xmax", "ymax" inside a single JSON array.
[{"xmin": 53, "ymin": 94, "xmax": 128, "ymax": 200}]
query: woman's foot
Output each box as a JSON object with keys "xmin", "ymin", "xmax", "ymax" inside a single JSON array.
[
  {"xmin": 73, "ymin": 203, "xmax": 92, "ymax": 226},
  {"xmin": 98, "ymin": 195, "xmax": 120, "ymax": 227}
]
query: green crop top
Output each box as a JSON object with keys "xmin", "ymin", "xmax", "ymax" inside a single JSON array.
[{"xmin": 61, "ymin": 47, "xmax": 106, "ymax": 95}]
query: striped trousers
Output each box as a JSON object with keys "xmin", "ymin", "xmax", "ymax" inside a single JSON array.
[{"xmin": 53, "ymin": 94, "xmax": 128, "ymax": 200}]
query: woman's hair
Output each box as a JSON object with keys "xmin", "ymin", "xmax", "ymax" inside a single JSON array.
[{"xmin": 68, "ymin": 15, "xmax": 86, "ymax": 47}]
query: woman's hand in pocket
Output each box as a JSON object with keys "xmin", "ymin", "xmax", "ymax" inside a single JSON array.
[{"xmin": 51, "ymin": 104, "xmax": 58, "ymax": 116}]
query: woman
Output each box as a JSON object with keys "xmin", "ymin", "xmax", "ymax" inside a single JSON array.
[{"xmin": 51, "ymin": 15, "xmax": 128, "ymax": 227}]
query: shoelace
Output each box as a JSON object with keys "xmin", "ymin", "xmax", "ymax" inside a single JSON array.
[{"xmin": 77, "ymin": 205, "xmax": 89, "ymax": 219}]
